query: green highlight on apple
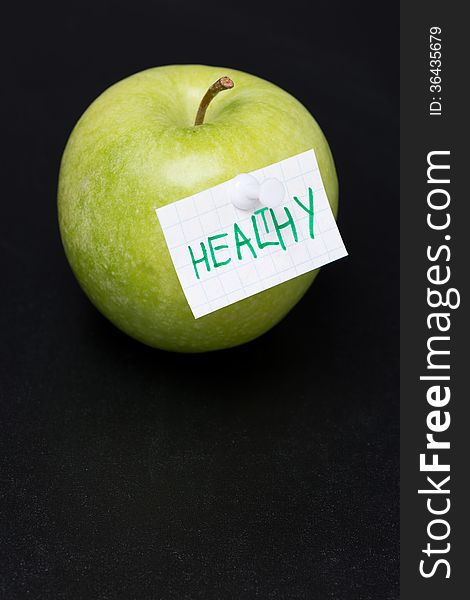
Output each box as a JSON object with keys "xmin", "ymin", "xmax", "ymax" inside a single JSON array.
[{"xmin": 188, "ymin": 188, "xmax": 315, "ymax": 280}]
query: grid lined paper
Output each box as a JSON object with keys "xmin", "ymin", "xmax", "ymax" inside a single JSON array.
[{"xmin": 156, "ymin": 149, "xmax": 348, "ymax": 318}]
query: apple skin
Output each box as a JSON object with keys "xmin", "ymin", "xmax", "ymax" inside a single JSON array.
[{"xmin": 58, "ymin": 65, "xmax": 338, "ymax": 352}]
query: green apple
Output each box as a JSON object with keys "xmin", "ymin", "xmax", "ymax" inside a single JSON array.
[{"xmin": 58, "ymin": 65, "xmax": 338, "ymax": 352}]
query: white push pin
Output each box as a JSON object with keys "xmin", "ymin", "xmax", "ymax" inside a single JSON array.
[{"xmin": 230, "ymin": 173, "xmax": 285, "ymax": 210}]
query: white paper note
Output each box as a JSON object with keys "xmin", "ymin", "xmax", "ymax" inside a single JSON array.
[{"xmin": 156, "ymin": 149, "xmax": 347, "ymax": 318}]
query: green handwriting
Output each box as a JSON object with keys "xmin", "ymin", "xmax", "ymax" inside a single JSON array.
[{"xmin": 189, "ymin": 187, "xmax": 315, "ymax": 280}]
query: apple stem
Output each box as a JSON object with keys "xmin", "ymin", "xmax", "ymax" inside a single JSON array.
[{"xmin": 194, "ymin": 76, "xmax": 234, "ymax": 126}]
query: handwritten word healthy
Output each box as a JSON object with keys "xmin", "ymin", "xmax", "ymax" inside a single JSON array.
[{"xmin": 188, "ymin": 188, "xmax": 315, "ymax": 280}]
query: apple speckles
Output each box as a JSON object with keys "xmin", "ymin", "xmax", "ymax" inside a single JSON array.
[{"xmin": 58, "ymin": 65, "xmax": 338, "ymax": 351}]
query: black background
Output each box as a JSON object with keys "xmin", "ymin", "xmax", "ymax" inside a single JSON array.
[{"xmin": 1, "ymin": 1, "xmax": 399, "ymax": 598}]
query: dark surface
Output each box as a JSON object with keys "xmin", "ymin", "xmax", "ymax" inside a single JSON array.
[{"xmin": 1, "ymin": 1, "xmax": 399, "ymax": 598}]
